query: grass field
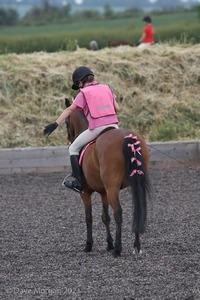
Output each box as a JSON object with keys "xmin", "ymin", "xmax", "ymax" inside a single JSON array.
[
  {"xmin": 0, "ymin": 11, "xmax": 198, "ymax": 37},
  {"xmin": 0, "ymin": 11, "xmax": 199, "ymax": 54}
]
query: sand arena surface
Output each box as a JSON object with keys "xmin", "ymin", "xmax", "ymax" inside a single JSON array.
[{"xmin": 1, "ymin": 167, "xmax": 200, "ymax": 300}]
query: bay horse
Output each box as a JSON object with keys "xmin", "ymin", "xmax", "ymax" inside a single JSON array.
[
  {"xmin": 65, "ymin": 99, "xmax": 150, "ymax": 257},
  {"xmin": 108, "ymin": 40, "xmax": 135, "ymax": 47}
]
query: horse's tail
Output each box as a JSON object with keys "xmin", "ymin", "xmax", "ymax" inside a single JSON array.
[{"xmin": 123, "ymin": 134, "xmax": 150, "ymax": 234}]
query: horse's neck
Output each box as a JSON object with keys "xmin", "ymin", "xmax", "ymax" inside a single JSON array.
[{"xmin": 73, "ymin": 110, "xmax": 88, "ymax": 136}]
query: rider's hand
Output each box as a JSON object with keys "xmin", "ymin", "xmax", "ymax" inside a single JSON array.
[{"xmin": 43, "ymin": 122, "xmax": 58, "ymax": 136}]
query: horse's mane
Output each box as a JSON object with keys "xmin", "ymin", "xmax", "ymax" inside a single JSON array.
[
  {"xmin": 70, "ymin": 109, "xmax": 88, "ymax": 138},
  {"xmin": 74, "ymin": 109, "xmax": 88, "ymax": 126},
  {"xmin": 65, "ymin": 97, "xmax": 88, "ymax": 135}
]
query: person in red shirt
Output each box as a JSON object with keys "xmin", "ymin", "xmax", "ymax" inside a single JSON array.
[{"xmin": 137, "ymin": 16, "xmax": 155, "ymax": 49}]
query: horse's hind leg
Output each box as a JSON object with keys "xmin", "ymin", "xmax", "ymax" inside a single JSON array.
[
  {"xmin": 100, "ymin": 192, "xmax": 114, "ymax": 251},
  {"xmin": 80, "ymin": 191, "xmax": 93, "ymax": 252},
  {"xmin": 106, "ymin": 188, "xmax": 122, "ymax": 258},
  {"xmin": 133, "ymin": 233, "xmax": 141, "ymax": 255}
]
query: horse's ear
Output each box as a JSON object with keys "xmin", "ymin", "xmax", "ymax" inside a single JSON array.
[{"xmin": 65, "ymin": 98, "xmax": 71, "ymax": 108}]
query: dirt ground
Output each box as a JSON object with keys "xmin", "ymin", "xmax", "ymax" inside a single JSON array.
[{"xmin": 1, "ymin": 167, "xmax": 200, "ymax": 300}]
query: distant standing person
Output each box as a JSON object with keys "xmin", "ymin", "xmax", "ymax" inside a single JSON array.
[
  {"xmin": 137, "ymin": 16, "xmax": 155, "ymax": 49},
  {"xmin": 89, "ymin": 40, "xmax": 99, "ymax": 51}
]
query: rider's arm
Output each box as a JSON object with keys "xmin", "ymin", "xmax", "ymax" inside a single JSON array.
[
  {"xmin": 114, "ymin": 99, "xmax": 120, "ymax": 112},
  {"xmin": 139, "ymin": 33, "xmax": 146, "ymax": 43},
  {"xmin": 56, "ymin": 103, "xmax": 77, "ymax": 125}
]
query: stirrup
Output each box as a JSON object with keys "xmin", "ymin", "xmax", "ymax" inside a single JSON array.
[
  {"xmin": 72, "ymin": 185, "xmax": 83, "ymax": 193},
  {"xmin": 62, "ymin": 173, "xmax": 73, "ymax": 187},
  {"xmin": 62, "ymin": 174, "xmax": 83, "ymax": 193}
]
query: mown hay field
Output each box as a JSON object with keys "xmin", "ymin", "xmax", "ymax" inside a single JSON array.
[{"xmin": 0, "ymin": 44, "xmax": 200, "ymax": 148}]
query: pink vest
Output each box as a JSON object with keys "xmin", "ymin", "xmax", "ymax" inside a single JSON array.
[{"xmin": 80, "ymin": 84, "xmax": 117, "ymax": 119}]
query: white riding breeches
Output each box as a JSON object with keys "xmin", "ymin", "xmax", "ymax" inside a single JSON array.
[
  {"xmin": 69, "ymin": 124, "xmax": 118, "ymax": 155},
  {"xmin": 137, "ymin": 43, "xmax": 153, "ymax": 49}
]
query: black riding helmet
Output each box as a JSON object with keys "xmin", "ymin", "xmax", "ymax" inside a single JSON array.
[
  {"xmin": 143, "ymin": 16, "xmax": 152, "ymax": 23},
  {"xmin": 72, "ymin": 66, "xmax": 94, "ymax": 90}
]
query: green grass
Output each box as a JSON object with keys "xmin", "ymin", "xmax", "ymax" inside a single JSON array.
[
  {"xmin": 0, "ymin": 22, "xmax": 199, "ymax": 54},
  {"xmin": 0, "ymin": 11, "xmax": 199, "ymax": 54},
  {"xmin": 0, "ymin": 11, "xmax": 198, "ymax": 37}
]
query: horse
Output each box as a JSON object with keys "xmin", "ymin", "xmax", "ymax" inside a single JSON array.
[
  {"xmin": 65, "ymin": 99, "xmax": 151, "ymax": 257},
  {"xmin": 108, "ymin": 40, "xmax": 135, "ymax": 48}
]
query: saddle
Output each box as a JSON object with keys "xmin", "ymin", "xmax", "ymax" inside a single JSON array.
[{"xmin": 79, "ymin": 127, "xmax": 116, "ymax": 166}]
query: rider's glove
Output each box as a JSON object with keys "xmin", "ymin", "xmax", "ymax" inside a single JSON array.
[{"xmin": 43, "ymin": 122, "xmax": 58, "ymax": 136}]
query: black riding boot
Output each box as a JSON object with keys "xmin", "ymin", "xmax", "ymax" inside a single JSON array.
[{"xmin": 63, "ymin": 155, "xmax": 83, "ymax": 192}]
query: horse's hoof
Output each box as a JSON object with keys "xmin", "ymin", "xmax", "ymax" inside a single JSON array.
[
  {"xmin": 84, "ymin": 244, "xmax": 92, "ymax": 252},
  {"xmin": 107, "ymin": 243, "xmax": 114, "ymax": 252},
  {"xmin": 112, "ymin": 249, "xmax": 121, "ymax": 258},
  {"xmin": 133, "ymin": 247, "xmax": 142, "ymax": 255},
  {"xmin": 84, "ymin": 247, "xmax": 92, "ymax": 253}
]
